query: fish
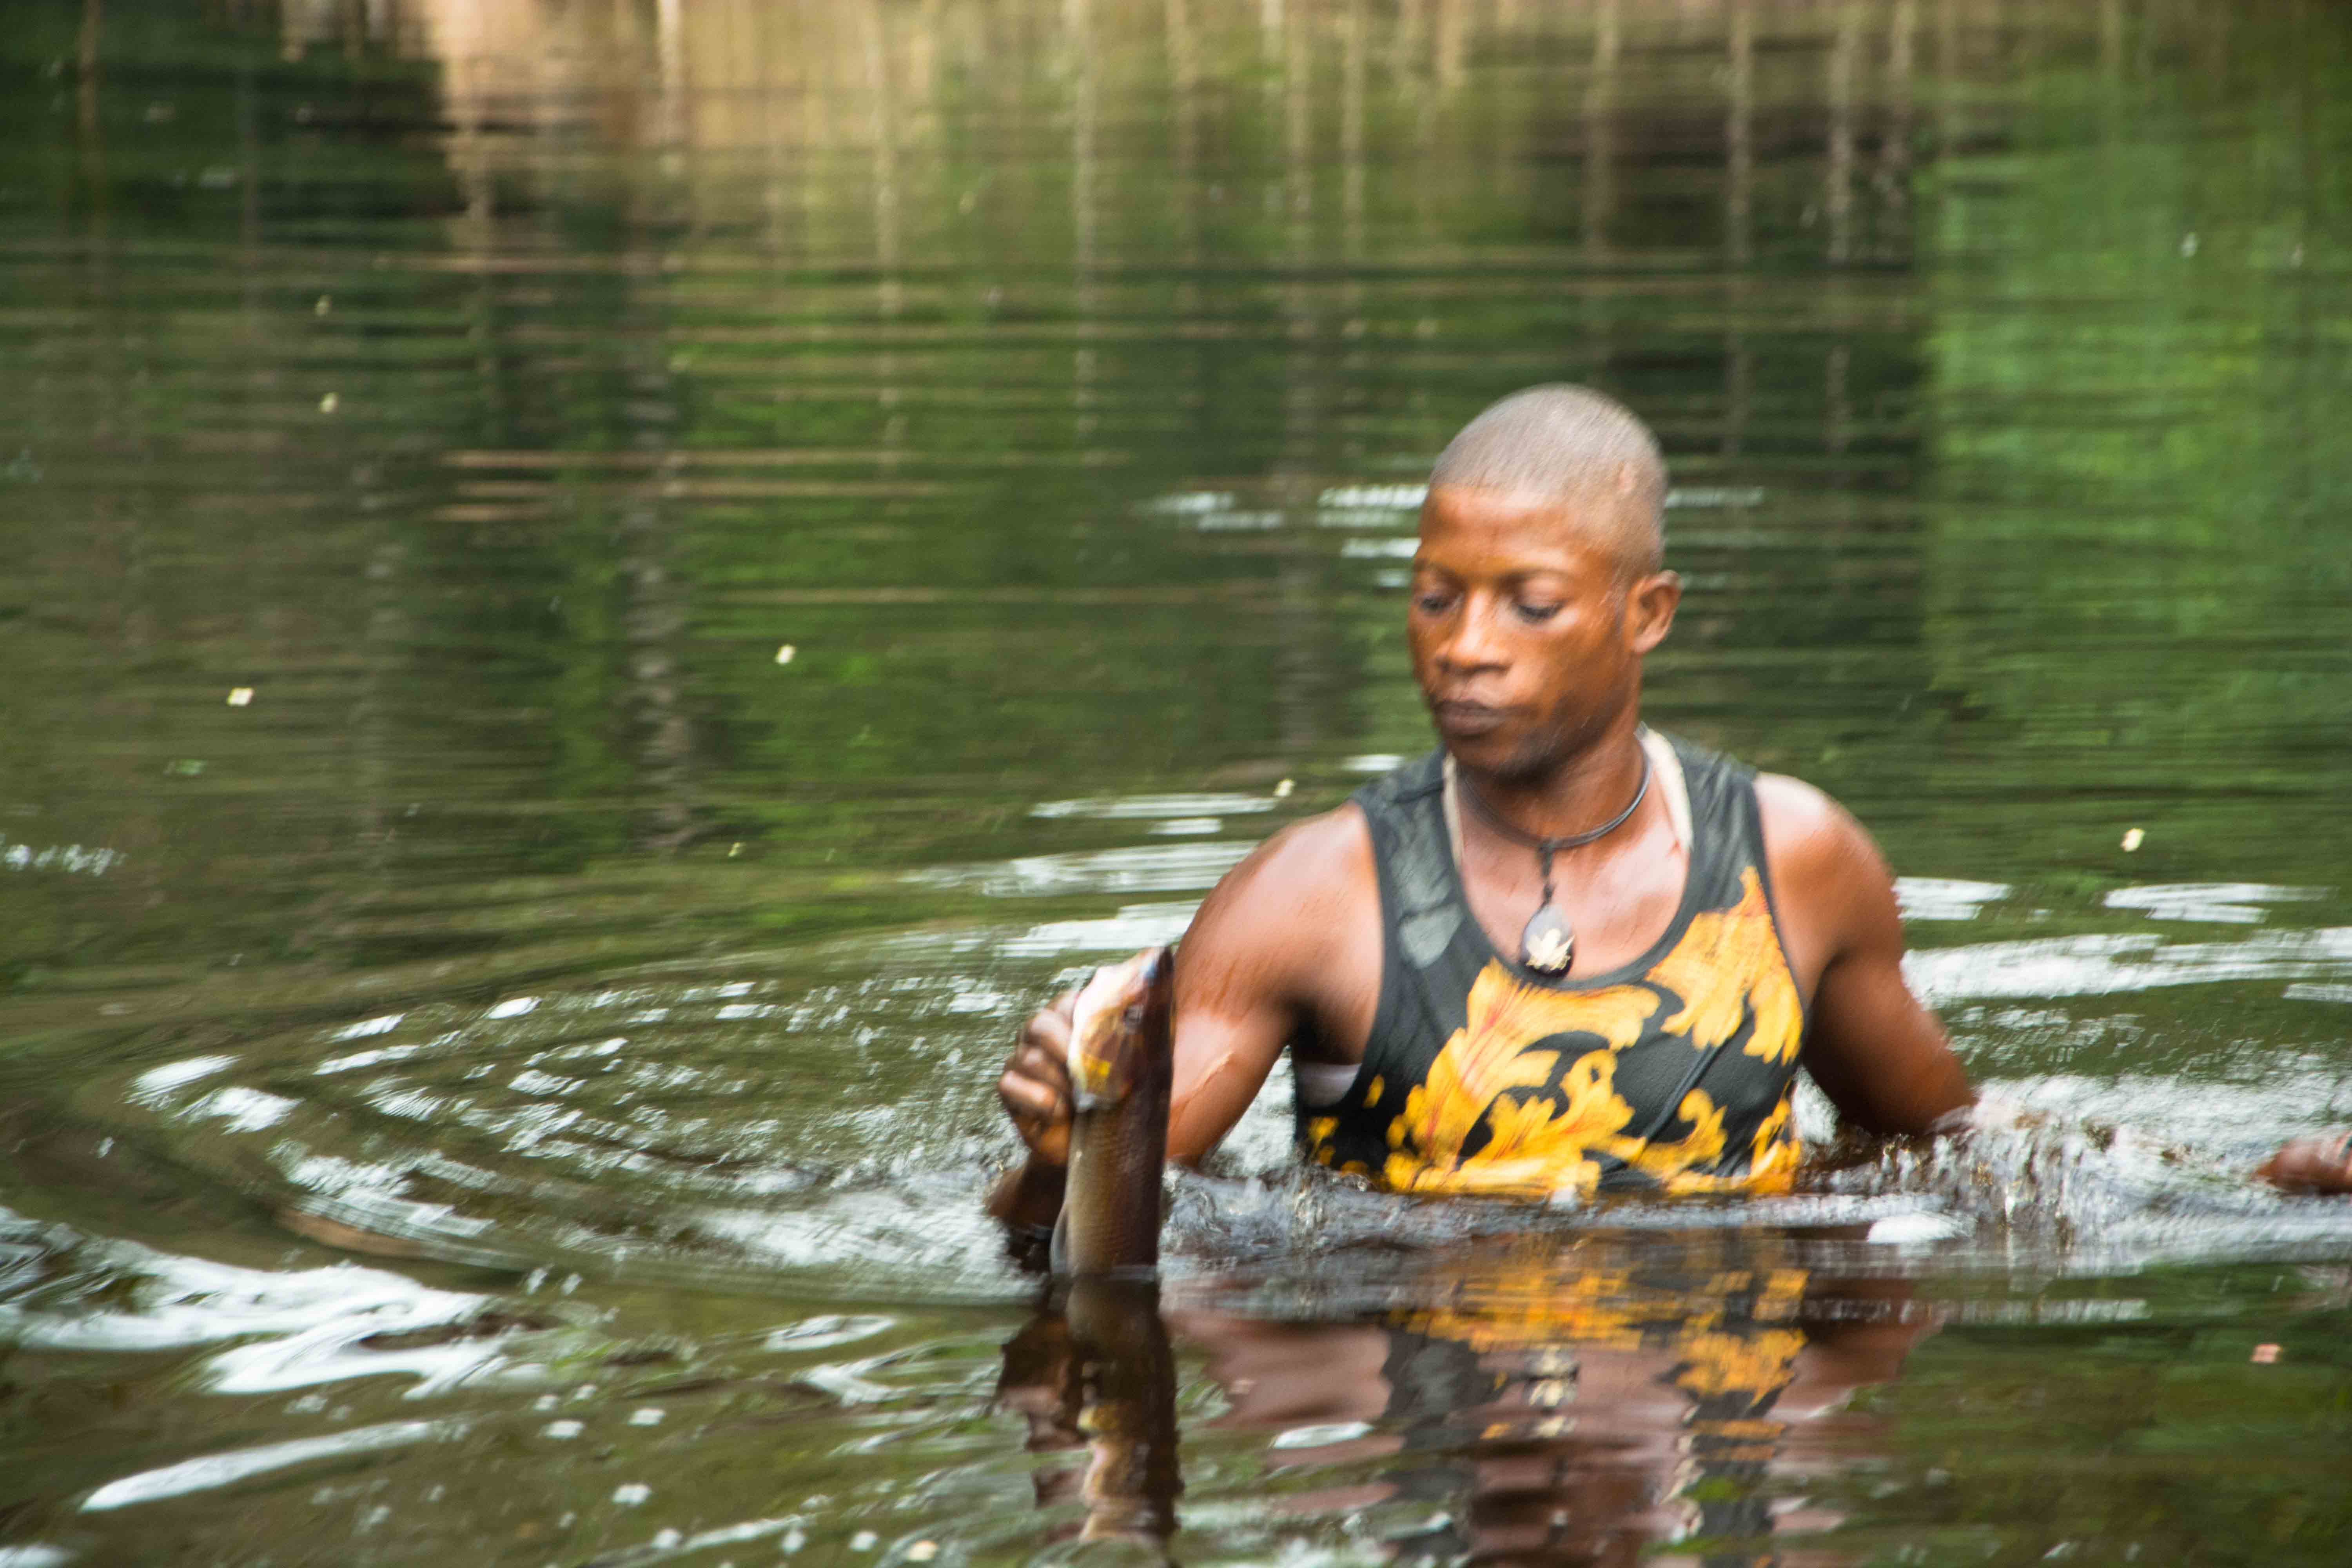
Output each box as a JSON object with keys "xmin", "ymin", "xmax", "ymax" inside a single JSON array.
[{"xmin": 1051, "ymin": 946, "xmax": 1175, "ymax": 1279}]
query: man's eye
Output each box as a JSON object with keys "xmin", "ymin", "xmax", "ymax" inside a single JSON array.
[
  {"xmin": 1514, "ymin": 601, "xmax": 1562, "ymax": 623},
  {"xmin": 1412, "ymin": 590, "xmax": 1455, "ymax": 614}
]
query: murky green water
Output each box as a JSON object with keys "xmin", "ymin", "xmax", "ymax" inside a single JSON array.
[{"xmin": 5, "ymin": 1, "xmax": 2352, "ymax": 1563}]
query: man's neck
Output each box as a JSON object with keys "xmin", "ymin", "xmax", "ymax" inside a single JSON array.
[{"xmin": 1454, "ymin": 719, "xmax": 1650, "ymax": 842}]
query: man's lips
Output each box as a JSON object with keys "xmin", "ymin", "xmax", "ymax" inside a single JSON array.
[{"xmin": 1431, "ymin": 698, "xmax": 1512, "ymax": 737}]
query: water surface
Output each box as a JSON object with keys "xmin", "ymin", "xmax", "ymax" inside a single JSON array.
[{"xmin": 4, "ymin": 2, "xmax": 2352, "ymax": 1563}]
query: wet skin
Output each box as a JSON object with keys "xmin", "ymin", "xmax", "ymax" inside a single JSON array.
[{"xmin": 991, "ymin": 481, "xmax": 1975, "ymax": 1230}]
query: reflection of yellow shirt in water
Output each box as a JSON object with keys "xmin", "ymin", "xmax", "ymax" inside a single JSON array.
[{"xmin": 1298, "ymin": 734, "xmax": 1806, "ymax": 1198}]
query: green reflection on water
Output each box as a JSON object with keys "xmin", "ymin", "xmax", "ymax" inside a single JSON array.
[{"xmin": 2, "ymin": 1, "xmax": 2351, "ymax": 1564}]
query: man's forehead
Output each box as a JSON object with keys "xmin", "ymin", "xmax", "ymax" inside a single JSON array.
[{"xmin": 1419, "ymin": 482, "xmax": 1633, "ymax": 543}]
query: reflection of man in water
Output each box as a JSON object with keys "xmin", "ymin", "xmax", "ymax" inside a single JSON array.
[
  {"xmin": 999, "ymin": 1226, "xmax": 1936, "ymax": 1564},
  {"xmin": 994, "ymin": 384, "xmax": 1973, "ymax": 1217}
]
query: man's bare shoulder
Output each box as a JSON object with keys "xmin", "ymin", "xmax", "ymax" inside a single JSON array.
[
  {"xmin": 1753, "ymin": 771, "xmax": 1887, "ymax": 885},
  {"xmin": 1174, "ymin": 802, "xmax": 1381, "ymax": 1069},
  {"xmin": 1752, "ymin": 772, "xmax": 1902, "ymax": 979},
  {"xmin": 1191, "ymin": 802, "xmax": 1374, "ymax": 944}
]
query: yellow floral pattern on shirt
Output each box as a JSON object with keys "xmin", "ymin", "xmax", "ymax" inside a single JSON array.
[
  {"xmin": 1651, "ymin": 868, "xmax": 1804, "ymax": 1066},
  {"xmin": 1307, "ymin": 867, "xmax": 1804, "ymax": 1197}
]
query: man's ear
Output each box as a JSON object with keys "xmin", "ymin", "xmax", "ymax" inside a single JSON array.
[{"xmin": 1628, "ymin": 570, "xmax": 1681, "ymax": 653}]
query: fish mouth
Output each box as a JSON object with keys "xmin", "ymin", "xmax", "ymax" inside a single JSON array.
[{"xmin": 1066, "ymin": 947, "xmax": 1172, "ymax": 1112}]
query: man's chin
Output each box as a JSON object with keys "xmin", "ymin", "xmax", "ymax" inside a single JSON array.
[{"xmin": 1436, "ymin": 728, "xmax": 1540, "ymax": 779}]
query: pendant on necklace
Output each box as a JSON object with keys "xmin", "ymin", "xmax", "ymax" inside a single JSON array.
[{"xmin": 1520, "ymin": 903, "xmax": 1575, "ymax": 975}]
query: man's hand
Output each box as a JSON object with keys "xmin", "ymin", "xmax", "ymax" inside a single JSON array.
[
  {"xmin": 2257, "ymin": 1132, "xmax": 2352, "ymax": 1194},
  {"xmin": 998, "ymin": 987, "xmax": 1080, "ymax": 1167}
]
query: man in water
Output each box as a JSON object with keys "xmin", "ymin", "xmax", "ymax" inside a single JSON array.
[{"xmin": 991, "ymin": 384, "xmax": 2352, "ymax": 1218}]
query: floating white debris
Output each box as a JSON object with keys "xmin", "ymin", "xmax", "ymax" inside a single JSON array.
[
  {"xmin": 0, "ymin": 1544, "xmax": 74, "ymax": 1567},
  {"xmin": 130, "ymin": 1055, "xmax": 238, "ymax": 1102},
  {"xmin": 1662, "ymin": 486, "xmax": 1765, "ymax": 509},
  {"xmin": 83, "ymin": 1420, "xmax": 465, "ymax": 1512},
  {"xmin": 1894, "ymin": 878, "xmax": 2010, "ymax": 922},
  {"xmin": 1864, "ymin": 1211, "xmax": 1966, "ymax": 1245},
  {"xmin": 913, "ymin": 842, "xmax": 1250, "ymax": 898},
  {"xmin": 318, "ymin": 393, "xmax": 338, "ymax": 414},
  {"xmin": 226, "ymin": 687, "xmax": 253, "ymax": 706},
  {"xmin": 315, "ymin": 295, "xmax": 331, "ymax": 316},
  {"xmin": 998, "ymin": 901, "xmax": 1198, "ymax": 958},
  {"xmin": 1274, "ymin": 778, "xmax": 1294, "ymax": 799},
  {"xmin": 760, "ymin": 1315, "xmax": 895, "ymax": 1354},
  {"xmin": 1, "ymin": 838, "xmax": 125, "ymax": 875},
  {"xmin": 1317, "ymin": 483, "xmax": 1425, "ymax": 509},
  {"xmin": 187, "ymin": 1086, "xmax": 296, "ymax": 1133},
  {"xmin": 2121, "ymin": 827, "xmax": 2145, "ymax": 852},
  {"xmin": 1904, "ymin": 924, "xmax": 2352, "ymax": 1008},
  {"xmin": 1272, "ymin": 1420, "xmax": 1372, "ymax": 1449},
  {"xmin": 1140, "ymin": 490, "xmax": 1235, "ymax": 514},
  {"xmin": 1032, "ymin": 792, "xmax": 1276, "ymax": 821},
  {"xmin": 775, "ymin": 644, "xmax": 796, "ymax": 665},
  {"xmin": 2105, "ymin": 883, "xmax": 2323, "ymax": 925}
]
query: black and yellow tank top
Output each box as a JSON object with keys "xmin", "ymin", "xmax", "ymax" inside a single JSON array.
[{"xmin": 1299, "ymin": 732, "xmax": 1806, "ymax": 1199}]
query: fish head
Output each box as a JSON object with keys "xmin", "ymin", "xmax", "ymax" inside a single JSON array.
[{"xmin": 1065, "ymin": 946, "xmax": 1174, "ymax": 1112}]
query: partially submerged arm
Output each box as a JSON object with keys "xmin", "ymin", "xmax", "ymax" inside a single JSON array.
[
  {"xmin": 1758, "ymin": 775, "xmax": 1974, "ymax": 1136},
  {"xmin": 989, "ymin": 807, "xmax": 1374, "ymax": 1230},
  {"xmin": 2258, "ymin": 1131, "xmax": 2352, "ymax": 1194}
]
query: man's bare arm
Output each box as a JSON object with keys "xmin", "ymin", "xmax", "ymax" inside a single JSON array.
[
  {"xmin": 2258, "ymin": 1132, "xmax": 2352, "ymax": 1194},
  {"xmin": 988, "ymin": 807, "xmax": 1372, "ymax": 1229},
  {"xmin": 1759, "ymin": 776, "xmax": 1973, "ymax": 1136}
]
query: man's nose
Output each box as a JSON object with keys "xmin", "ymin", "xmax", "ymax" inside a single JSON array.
[{"xmin": 1434, "ymin": 595, "xmax": 1510, "ymax": 673}]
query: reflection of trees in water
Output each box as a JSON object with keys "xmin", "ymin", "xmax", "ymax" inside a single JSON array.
[{"xmin": 12, "ymin": 0, "xmax": 2349, "ymax": 979}]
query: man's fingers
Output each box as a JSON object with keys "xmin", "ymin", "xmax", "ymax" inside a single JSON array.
[
  {"xmin": 996, "ymin": 988, "xmax": 1087, "ymax": 1166},
  {"xmin": 1018, "ymin": 988, "xmax": 1080, "ymax": 1054},
  {"xmin": 998, "ymin": 1062, "xmax": 1066, "ymax": 1124}
]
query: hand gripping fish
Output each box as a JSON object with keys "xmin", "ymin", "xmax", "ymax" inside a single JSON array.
[{"xmin": 1051, "ymin": 946, "xmax": 1175, "ymax": 1278}]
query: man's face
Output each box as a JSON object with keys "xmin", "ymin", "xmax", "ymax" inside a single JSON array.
[{"xmin": 1406, "ymin": 485, "xmax": 1679, "ymax": 778}]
